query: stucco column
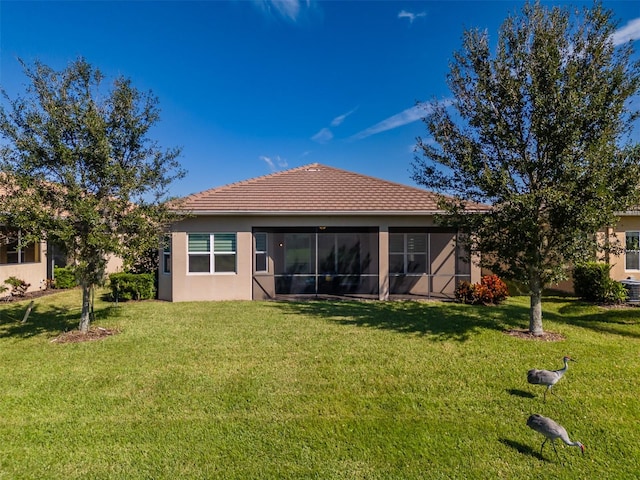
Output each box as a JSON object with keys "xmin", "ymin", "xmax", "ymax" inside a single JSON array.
[
  {"xmin": 463, "ymin": 233, "xmax": 482, "ymax": 284},
  {"xmin": 238, "ymin": 230, "xmax": 254, "ymax": 300},
  {"xmin": 379, "ymin": 226, "xmax": 389, "ymax": 300},
  {"xmin": 470, "ymin": 251, "xmax": 482, "ymax": 284},
  {"xmin": 169, "ymin": 231, "xmax": 187, "ymax": 301}
]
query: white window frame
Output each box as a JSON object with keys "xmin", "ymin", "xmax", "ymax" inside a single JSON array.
[
  {"xmin": 625, "ymin": 231, "xmax": 640, "ymax": 271},
  {"xmin": 187, "ymin": 233, "xmax": 237, "ymax": 275},
  {"xmin": 254, "ymin": 232, "xmax": 268, "ymax": 273}
]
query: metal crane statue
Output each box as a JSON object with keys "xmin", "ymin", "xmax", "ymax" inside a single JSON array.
[
  {"xmin": 527, "ymin": 356, "xmax": 576, "ymax": 401},
  {"xmin": 527, "ymin": 414, "xmax": 585, "ymax": 461}
]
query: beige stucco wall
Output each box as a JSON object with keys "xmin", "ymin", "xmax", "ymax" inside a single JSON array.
[
  {"xmin": 0, "ymin": 242, "xmax": 48, "ymax": 294},
  {"xmin": 158, "ymin": 261, "xmax": 173, "ymax": 302},
  {"xmin": 160, "ymin": 214, "xmax": 481, "ymax": 302},
  {"xmin": 105, "ymin": 254, "xmax": 124, "ymax": 275},
  {"xmin": 609, "ymin": 216, "xmax": 640, "ymax": 282},
  {"xmin": 167, "ymin": 230, "xmax": 253, "ymax": 302}
]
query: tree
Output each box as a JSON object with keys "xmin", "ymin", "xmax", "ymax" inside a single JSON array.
[
  {"xmin": 412, "ymin": 2, "xmax": 640, "ymax": 335},
  {"xmin": 0, "ymin": 58, "xmax": 185, "ymax": 333}
]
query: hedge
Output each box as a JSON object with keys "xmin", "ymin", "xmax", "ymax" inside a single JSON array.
[
  {"xmin": 53, "ymin": 266, "xmax": 77, "ymax": 289},
  {"xmin": 573, "ymin": 262, "xmax": 627, "ymax": 304},
  {"xmin": 109, "ymin": 272, "xmax": 156, "ymax": 301}
]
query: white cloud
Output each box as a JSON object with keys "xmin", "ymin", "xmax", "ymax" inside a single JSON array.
[
  {"xmin": 254, "ymin": 0, "xmax": 313, "ymax": 22},
  {"xmin": 330, "ymin": 107, "xmax": 358, "ymax": 127},
  {"xmin": 260, "ymin": 155, "xmax": 288, "ymax": 171},
  {"xmin": 398, "ymin": 10, "xmax": 426, "ymax": 24},
  {"xmin": 611, "ymin": 17, "xmax": 640, "ymax": 46},
  {"xmin": 310, "ymin": 107, "xmax": 358, "ymax": 143},
  {"xmin": 311, "ymin": 127, "xmax": 333, "ymax": 144},
  {"xmin": 351, "ymin": 103, "xmax": 434, "ymax": 140},
  {"xmin": 271, "ymin": 0, "xmax": 300, "ymax": 21},
  {"xmin": 260, "ymin": 155, "xmax": 275, "ymax": 170}
]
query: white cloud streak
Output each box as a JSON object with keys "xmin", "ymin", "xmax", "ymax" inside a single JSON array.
[
  {"xmin": 612, "ymin": 17, "xmax": 640, "ymax": 46},
  {"xmin": 330, "ymin": 107, "xmax": 358, "ymax": 127},
  {"xmin": 271, "ymin": 0, "xmax": 300, "ymax": 21},
  {"xmin": 398, "ymin": 10, "xmax": 426, "ymax": 24},
  {"xmin": 351, "ymin": 103, "xmax": 435, "ymax": 140},
  {"xmin": 260, "ymin": 155, "xmax": 288, "ymax": 171},
  {"xmin": 311, "ymin": 128, "xmax": 333, "ymax": 144},
  {"xmin": 348, "ymin": 18, "xmax": 640, "ymax": 142},
  {"xmin": 255, "ymin": 0, "xmax": 312, "ymax": 22},
  {"xmin": 311, "ymin": 107, "xmax": 358, "ymax": 143}
]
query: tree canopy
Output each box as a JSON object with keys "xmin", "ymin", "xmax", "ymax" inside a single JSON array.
[
  {"xmin": 0, "ymin": 58, "xmax": 185, "ymax": 332},
  {"xmin": 412, "ymin": 1, "xmax": 640, "ymax": 335}
]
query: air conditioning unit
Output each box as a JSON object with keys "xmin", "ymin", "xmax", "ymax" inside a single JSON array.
[{"xmin": 620, "ymin": 279, "xmax": 640, "ymax": 303}]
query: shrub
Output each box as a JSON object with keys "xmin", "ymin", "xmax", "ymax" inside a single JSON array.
[
  {"xmin": 109, "ymin": 272, "xmax": 156, "ymax": 301},
  {"xmin": 454, "ymin": 281, "xmax": 475, "ymax": 304},
  {"xmin": 4, "ymin": 276, "xmax": 30, "ymax": 297},
  {"xmin": 480, "ymin": 274, "xmax": 510, "ymax": 303},
  {"xmin": 455, "ymin": 275, "xmax": 509, "ymax": 305},
  {"xmin": 603, "ymin": 281, "xmax": 629, "ymax": 305},
  {"xmin": 53, "ymin": 266, "xmax": 77, "ymax": 289},
  {"xmin": 573, "ymin": 262, "xmax": 627, "ymax": 304}
]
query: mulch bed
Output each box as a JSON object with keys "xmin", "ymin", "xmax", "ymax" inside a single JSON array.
[
  {"xmin": 51, "ymin": 326, "xmax": 120, "ymax": 344},
  {"xmin": 1, "ymin": 289, "xmax": 63, "ymax": 303},
  {"xmin": 504, "ymin": 329, "xmax": 565, "ymax": 341}
]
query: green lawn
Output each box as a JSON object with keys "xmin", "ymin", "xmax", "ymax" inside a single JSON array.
[{"xmin": 0, "ymin": 290, "xmax": 638, "ymax": 479}]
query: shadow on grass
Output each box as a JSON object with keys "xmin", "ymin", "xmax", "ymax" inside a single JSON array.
[
  {"xmin": 507, "ymin": 388, "xmax": 536, "ymax": 399},
  {"xmin": 544, "ymin": 297, "xmax": 640, "ymax": 339},
  {"xmin": 499, "ymin": 438, "xmax": 545, "ymax": 461},
  {"xmin": 0, "ymin": 300, "xmax": 117, "ymax": 339},
  {"xmin": 275, "ymin": 295, "xmax": 640, "ymax": 341},
  {"xmin": 275, "ymin": 300, "xmax": 531, "ymax": 342}
]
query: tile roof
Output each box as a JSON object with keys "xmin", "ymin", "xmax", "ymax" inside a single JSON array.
[{"xmin": 175, "ymin": 163, "xmax": 483, "ymax": 215}]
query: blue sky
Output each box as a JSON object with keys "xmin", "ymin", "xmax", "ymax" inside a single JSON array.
[{"xmin": 1, "ymin": 1, "xmax": 639, "ymax": 198}]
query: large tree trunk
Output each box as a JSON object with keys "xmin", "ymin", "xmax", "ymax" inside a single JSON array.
[
  {"xmin": 529, "ymin": 276, "xmax": 544, "ymax": 336},
  {"xmin": 79, "ymin": 282, "xmax": 92, "ymax": 333}
]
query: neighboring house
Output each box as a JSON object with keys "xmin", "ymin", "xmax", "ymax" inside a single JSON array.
[
  {"xmin": 1, "ymin": 181, "xmax": 48, "ymax": 293},
  {"xmin": 160, "ymin": 163, "xmax": 484, "ymax": 302},
  {"xmin": 606, "ymin": 212, "xmax": 640, "ymax": 283},
  {"xmin": 0, "ymin": 226, "xmax": 47, "ymax": 293},
  {"xmin": 1, "ymin": 179, "xmax": 124, "ymax": 296},
  {"xmin": 0, "ymin": 227, "xmax": 123, "ymax": 296}
]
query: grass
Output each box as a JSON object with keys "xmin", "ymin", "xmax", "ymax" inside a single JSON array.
[{"xmin": 0, "ymin": 290, "xmax": 639, "ymax": 479}]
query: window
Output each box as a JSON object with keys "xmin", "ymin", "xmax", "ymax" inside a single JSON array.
[
  {"xmin": 626, "ymin": 232, "xmax": 640, "ymax": 270},
  {"xmin": 188, "ymin": 233, "xmax": 237, "ymax": 273},
  {"xmin": 214, "ymin": 234, "xmax": 237, "ymax": 272},
  {"xmin": 162, "ymin": 235, "xmax": 171, "ymax": 274},
  {"xmin": 188, "ymin": 234, "xmax": 210, "ymax": 272},
  {"xmin": 255, "ymin": 232, "xmax": 268, "ymax": 272},
  {"xmin": 389, "ymin": 233, "xmax": 427, "ymax": 275},
  {"xmin": 0, "ymin": 228, "xmax": 40, "ymax": 265}
]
